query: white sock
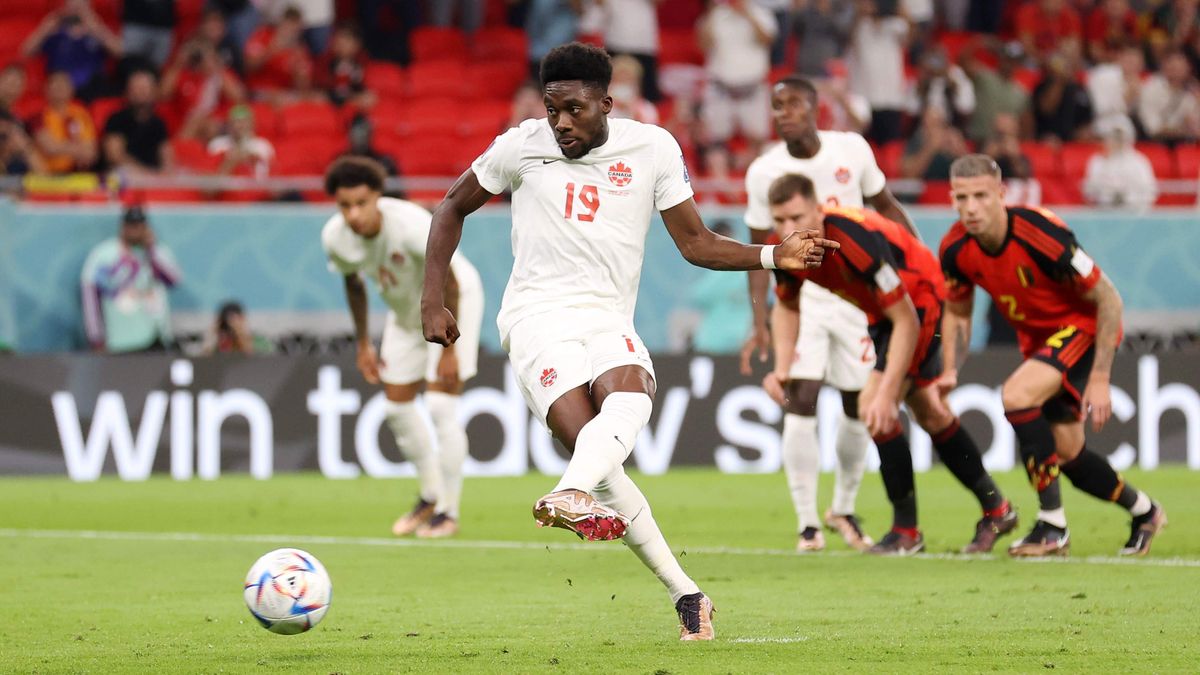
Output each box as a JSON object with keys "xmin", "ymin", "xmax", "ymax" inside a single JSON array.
[
  {"xmin": 554, "ymin": 392, "xmax": 652, "ymax": 494},
  {"xmin": 1038, "ymin": 508, "xmax": 1068, "ymax": 529},
  {"xmin": 831, "ymin": 415, "xmax": 869, "ymax": 516},
  {"xmin": 781, "ymin": 413, "xmax": 820, "ymax": 531},
  {"xmin": 384, "ymin": 400, "xmax": 441, "ymax": 504},
  {"xmin": 1130, "ymin": 491, "xmax": 1152, "ymax": 517},
  {"xmin": 425, "ymin": 391, "xmax": 467, "ymax": 519},
  {"xmin": 593, "ymin": 467, "xmax": 700, "ymax": 604}
]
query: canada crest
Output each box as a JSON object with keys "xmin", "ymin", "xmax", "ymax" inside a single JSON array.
[
  {"xmin": 390, "ymin": 251, "xmax": 405, "ymax": 265},
  {"xmin": 608, "ymin": 162, "xmax": 633, "ymax": 187},
  {"xmin": 540, "ymin": 368, "xmax": 557, "ymax": 387},
  {"xmin": 835, "ymin": 167, "xmax": 851, "ymax": 184}
]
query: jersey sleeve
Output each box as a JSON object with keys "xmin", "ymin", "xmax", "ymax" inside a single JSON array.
[
  {"xmin": 828, "ymin": 215, "xmax": 907, "ymax": 309},
  {"xmin": 852, "ymin": 133, "xmax": 887, "ymax": 199},
  {"xmin": 938, "ymin": 226, "xmax": 975, "ymax": 303},
  {"xmin": 470, "ymin": 124, "xmax": 525, "ymax": 194},
  {"xmin": 1012, "ymin": 207, "xmax": 1102, "ymax": 292},
  {"xmin": 652, "ymin": 126, "xmax": 694, "ymax": 211},
  {"xmin": 743, "ymin": 159, "xmax": 773, "ymax": 231},
  {"xmin": 320, "ymin": 219, "xmax": 361, "ymax": 276}
]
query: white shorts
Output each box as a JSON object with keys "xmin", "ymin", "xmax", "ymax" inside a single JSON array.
[
  {"xmin": 788, "ymin": 283, "xmax": 875, "ymax": 391},
  {"xmin": 503, "ymin": 308, "xmax": 655, "ymax": 424},
  {"xmin": 701, "ymin": 81, "xmax": 771, "ymax": 142},
  {"xmin": 379, "ymin": 283, "xmax": 484, "ymax": 386}
]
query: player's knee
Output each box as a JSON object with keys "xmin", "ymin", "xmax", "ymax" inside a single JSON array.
[
  {"xmin": 1000, "ymin": 377, "xmax": 1040, "ymax": 411},
  {"xmin": 909, "ymin": 395, "xmax": 953, "ymax": 434},
  {"xmin": 784, "ymin": 380, "xmax": 821, "ymax": 416},
  {"xmin": 1052, "ymin": 423, "xmax": 1085, "ymax": 460},
  {"xmin": 840, "ymin": 390, "xmax": 860, "ymax": 420}
]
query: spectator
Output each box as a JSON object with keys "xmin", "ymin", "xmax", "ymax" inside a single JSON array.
[
  {"xmin": 195, "ymin": 8, "xmax": 245, "ymax": 75},
  {"xmin": 1032, "ymin": 50, "xmax": 1094, "ymax": 143},
  {"xmin": 317, "ymin": 23, "xmax": 373, "ymax": 109},
  {"xmin": 427, "ymin": 0, "xmax": 486, "ymax": 34},
  {"xmin": 81, "ymin": 205, "xmax": 182, "ymax": 353},
  {"xmin": 507, "ymin": 80, "xmax": 545, "ymax": 128},
  {"xmin": 902, "ymin": 0, "xmax": 935, "ymax": 62},
  {"xmin": 900, "ymin": 106, "xmax": 968, "ymax": 180},
  {"xmin": 206, "ymin": 0, "xmax": 260, "ymax": 53},
  {"xmin": 754, "ymin": 0, "xmax": 791, "ymax": 66},
  {"xmin": 609, "ymin": 55, "xmax": 659, "ymax": 123},
  {"xmin": 284, "ymin": 0, "xmax": 336, "ymax": 56},
  {"xmin": 846, "ymin": 0, "xmax": 909, "ymax": 144},
  {"xmin": 1088, "ymin": 44, "xmax": 1145, "ymax": 134},
  {"xmin": 160, "ymin": 40, "xmax": 246, "ymax": 140},
  {"xmin": 697, "ymin": 0, "xmax": 776, "ymax": 171},
  {"xmin": 340, "ymin": 114, "xmax": 398, "ymax": 176},
  {"xmin": 1015, "ymin": 0, "xmax": 1083, "ymax": 64},
  {"xmin": 525, "ymin": 0, "xmax": 582, "ymax": 82},
  {"xmin": 1085, "ymin": 0, "xmax": 1139, "ymax": 65},
  {"xmin": 103, "ymin": 70, "xmax": 173, "ymax": 175},
  {"xmin": 21, "ymin": 0, "xmax": 123, "ymax": 100},
  {"xmin": 791, "ymin": 0, "xmax": 854, "ymax": 78},
  {"xmin": 0, "ymin": 65, "xmax": 27, "ymax": 122},
  {"xmin": 30, "ymin": 71, "xmax": 98, "ymax": 174},
  {"xmin": 907, "ymin": 45, "xmax": 975, "ymax": 131},
  {"xmin": 963, "ymin": 41, "xmax": 1032, "ymax": 144},
  {"xmin": 814, "ymin": 61, "xmax": 872, "ymax": 134},
  {"xmin": 1083, "ymin": 115, "xmax": 1157, "ymax": 210},
  {"xmin": 1145, "ymin": 0, "xmax": 1200, "ymax": 67},
  {"xmin": 0, "ymin": 118, "xmax": 46, "ymax": 176},
  {"xmin": 203, "ymin": 301, "xmax": 273, "ymax": 354},
  {"xmin": 597, "ymin": 0, "xmax": 661, "ymax": 101},
  {"xmin": 208, "ymin": 104, "xmax": 274, "ymax": 178},
  {"xmin": 982, "ymin": 112, "xmax": 1041, "ymax": 205},
  {"xmin": 122, "ymin": 0, "xmax": 177, "ymax": 69},
  {"xmin": 244, "ymin": 6, "xmax": 313, "ymax": 102},
  {"xmin": 1137, "ymin": 50, "xmax": 1200, "ymax": 144}
]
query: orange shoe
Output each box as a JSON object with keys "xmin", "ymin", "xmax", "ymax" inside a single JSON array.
[
  {"xmin": 824, "ymin": 510, "xmax": 874, "ymax": 551},
  {"xmin": 415, "ymin": 513, "xmax": 459, "ymax": 539},
  {"xmin": 392, "ymin": 498, "xmax": 436, "ymax": 537},
  {"xmin": 532, "ymin": 489, "xmax": 629, "ymax": 541},
  {"xmin": 1118, "ymin": 503, "xmax": 1167, "ymax": 557},
  {"xmin": 676, "ymin": 593, "xmax": 715, "ymax": 641}
]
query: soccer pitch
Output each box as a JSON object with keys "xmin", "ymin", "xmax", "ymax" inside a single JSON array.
[{"xmin": 3, "ymin": 468, "xmax": 1198, "ymax": 673}]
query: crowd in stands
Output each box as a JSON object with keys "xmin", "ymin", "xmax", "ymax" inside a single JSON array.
[{"xmin": 0, "ymin": 0, "xmax": 1198, "ymax": 207}]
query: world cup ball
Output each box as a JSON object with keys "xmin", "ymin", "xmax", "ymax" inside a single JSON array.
[{"xmin": 243, "ymin": 548, "xmax": 332, "ymax": 634}]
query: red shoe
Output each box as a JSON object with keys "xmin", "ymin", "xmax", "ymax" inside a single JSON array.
[{"xmin": 532, "ymin": 489, "xmax": 629, "ymax": 541}]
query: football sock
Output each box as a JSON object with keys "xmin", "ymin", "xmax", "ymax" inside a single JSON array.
[
  {"xmin": 554, "ymin": 392, "xmax": 652, "ymax": 493},
  {"xmin": 425, "ymin": 391, "xmax": 467, "ymax": 520},
  {"xmin": 1059, "ymin": 448, "xmax": 1151, "ymax": 515},
  {"xmin": 1039, "ymin": 507, "xmax": 1068, "ymax": 529},
  {"xmin": 593, "ymin": 467, "xmax": 700, "ymax": 604},
  {"xmin": 931, "ymin": 417, "xmax": 1004, "ymax": 512},
  {"xmin": 781, "ymin": 413, "xmax": 820, "ymax": 531},
  {"xmin": 384, "ymin": 400, "xmax": 441, "ymax": 504},
  {"xmin": 1007, "ymin": 407, "xmax": 1065, "ymax": 512},
  {"xmin": 831, "ymin": 415, "xmax": 869, "ymax": 516},
  {"xmin": 874, "ymin": 425, "xmax": 918, "ymax": 529}
]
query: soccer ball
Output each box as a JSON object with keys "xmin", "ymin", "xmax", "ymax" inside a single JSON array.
[{"xmin": 243, "ymin": 548, "xmax": 332, "ymax": 634}]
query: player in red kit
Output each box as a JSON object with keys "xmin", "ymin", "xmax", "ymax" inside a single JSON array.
[
  {"xmin": 939, "ymin": 154, "xmax": 1165, "ymax": 557},
  {"xmin": 764, "ymin": 173, "xmax": 1017, "ymax": 555}
]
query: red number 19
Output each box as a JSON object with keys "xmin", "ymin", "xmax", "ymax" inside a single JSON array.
[{"xmin": 564, "ymin": 183, "xmax": 600, "ymax": 222}]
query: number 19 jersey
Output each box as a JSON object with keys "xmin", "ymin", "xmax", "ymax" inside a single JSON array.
[{"xmin": 471, "ymin": 117, "xmax": 694, "ymax": 341}]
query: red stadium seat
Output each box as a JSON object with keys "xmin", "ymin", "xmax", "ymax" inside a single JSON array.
[
  {"xmin": 407, "ymin": 60, "xmax": 468, "ymax": 99},
  {"xmin": 274, "ymin": 137, "xmax": 343, "ymax": 175},
  {"xmin": 394, "ymin": 98, "xmax": 461, "ymax": 137},
  {"xmin": 278, "ymin": 100, "xmax": 343, "ymax": 138},
  {"xmin": 1040, "ymin": 177, "xmax": 1084, "ymax": 205},
  {"xmin": 1175, "ymin": 144, "xmax": 1200, "ymax": 179},
  {"xmin": 140, "ymin": 187, "xmax": 207, "ymax": 203},
  {"xmin": 90, "ymin": 97, "xmax": 124, "ymax": 131},
  {"xmin": 410, "ymin": 27, "xmax": 467, "ymax": 63},
  {"xmin": 877, "ymin": 140, "xmax": 905, "ymax": 178},
  {"xmin": 170, "ymin": 137, "xmax": 221, "ymax": 172},
  {"xmin": 1060, "ymin": 143, "xmax": 1103, "ymax": 179},
  {"xmin": 658, "ymin": 28, "xmax": 705, "ymax": 65},
  {"xmin": 466, "ymin": 60, "xmax": 527, "ymax": 101},
  {"xmin": 12, "ymin": 95, "xmax": 45, "ymax": 123},
  {"xmin": 918, "ymin": 180, "xmax": 952, "ymax": 205},
  {"xmin": 364, "ymin": 61, "xmax": 406, "ymax": 100},
  {"xmin": 390, "ymin": 137, "xmax": 461, "ymax": 175},
  {"xmin": 470, "ymin": 27, "xmax": 528, "ymax": 63},
  {"xmin": 247, "ymin": 101, "xmax": 281, "ymax": 139},
  {"xmin": 0, "ymin": 20, "xmax": 40, "ymax": 60},
  {"xmin": 458, "ymin": 101, "xmax": 510, "ymax": 137},
  {"xmin": 1020, "ymin": 141, "xmax": 1060, "ymax": 178},
  {"xmin": 1136, "ymin": 143, "xmax": 1175, "ymax": 178},
  {"xmin": 1011, "ymin": 68, "xmax": 1041, "ymax": 92},
  {"xmin": 936, "ymin": 31, "xmax": 979, "ymax": 64}
]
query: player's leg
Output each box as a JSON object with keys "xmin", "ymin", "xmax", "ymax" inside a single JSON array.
[
  {"xmin": 779, "ymin": 293, "xmax": 830, "ymax": 550},
  {"xmin": 859, "ymin": 367, "xmax": 924, "ymax": 555},
  {"xmin": 380, "ymin": 320, "xmax": 441, "ymax": 536},
  {"xmin": 822, "ymin": 300, "xmax": 875, "ymax": 550}
]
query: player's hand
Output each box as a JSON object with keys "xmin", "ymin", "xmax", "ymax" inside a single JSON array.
[
  {"xmin": 355, "ymin": 339, "xmax": 381, "ymax": 384},
  {"xmin": 933, "ymin": 369, "xmax": 958, "ymax": 399},
  {"xmin": 861, "ymin": 392, "xmax": 899, "ymax": 437},
  {"xmin": 739, "ymin": 322, "xmax": 771, "ymax": 375},
  {"xmin": 775, "ymin": 230, "xmax": 840, "ymax": 270},
  {"xmin": 436, "ymin": 345, "xmax": 459, "ymax": 387},
  {"xmin": 1082, "ymin": 375, "xmax": 1112, "ymax": 432},
  {"xmin": 422, "ymin": 306, "xmax": 460, "ymax": 346},
  {"xmin": 762, "ymin": 371, "xmax": 787, "ymax": 406}
]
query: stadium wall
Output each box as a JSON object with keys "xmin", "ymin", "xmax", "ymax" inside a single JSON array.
[
  {"xmin": 0, "ymin": 352, "xmax": 1196, "ymax": 479},
  {"xmin": 1, "ymin": 200, "xmax": 1198, "ymax": 353}
]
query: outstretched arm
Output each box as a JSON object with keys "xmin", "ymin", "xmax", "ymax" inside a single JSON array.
[
  {"xmin": 1080, "ymin": 273, "xmax": 1123, "ymax": 431},
  {"xmin": 422, "ymin": 169, "xmax": 494, "ymax": 345},
  {"xmin": 660, "ymin": 198, "xmax": 838, "ymax": 271},
  {"xmin": 936, "ymin": 295, "xmax": 974, "ymax": 397}
]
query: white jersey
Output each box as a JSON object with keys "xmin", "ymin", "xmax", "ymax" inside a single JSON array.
[
  {"xmin": 471, "ymin": 117, "xmax": 694, "ymax": 340},
  {"xmin": 745, "ymin": 131, "xmax": 887, "ymax": 307},
  {"xmin": 321, "ymin": 196, "xmax": 480, "ymax": 330}
]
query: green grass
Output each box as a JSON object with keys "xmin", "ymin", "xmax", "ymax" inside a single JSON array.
[{"xmin": 2, "ymin": 468, "xmax": 1199, "ymax": 674}]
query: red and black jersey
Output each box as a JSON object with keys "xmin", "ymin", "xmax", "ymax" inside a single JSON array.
[
  {"xmin": 770, "ymin": 207, "xmax": 946, "ymax": 324},
  {"xmin": 939, "ymin": 205, "xmax": 1116, "ymax": 357}
]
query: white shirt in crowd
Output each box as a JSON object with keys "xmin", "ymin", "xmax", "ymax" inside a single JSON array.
[
  {"xmin": 1087, "ymin": 62, "xmax": 1136, "ymax": 126},
  {"xmin": 471, "ymin": 117, "xmax": 694, "ymax": 340},
  {"xmin": 322, "ymin": 196, "xmax": 479, "ymax": 329},
  {"xmin": 701, "ymin": 3, "xmax": 777, "ymax": 88},
  {"xmin": 207, "ymin": 135, "xmax": 274, "ymax": 179},
  {"xmin": 602, "ymin": 0, "xmax": 659, "ymax": 55},
  {"xmin": 847, "ymin": 16, "xmax": 909, "ymax": 110},
  {"xmin": 1083, "ymin": 147, "xmax": 1158, "ymax": 211},
  {"xmin": 1137, "ymin": 74, "xmax": 1200, "ymax": 138}
]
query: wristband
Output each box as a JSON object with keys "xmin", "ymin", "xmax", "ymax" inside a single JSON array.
[{"xmin": 760, "ymin": 245, "xmax": 777, "ymax": 270}]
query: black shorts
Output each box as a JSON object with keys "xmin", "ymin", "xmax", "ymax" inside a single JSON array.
[
  {"xmin": 1030, "ymin": 326, "xmax": 1096, "ymax": 423},
  {"xmin": 869, "ymin": 303, "xmax": 943, "ymax": 388}
]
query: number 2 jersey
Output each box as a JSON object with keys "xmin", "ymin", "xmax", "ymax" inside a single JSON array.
[
  {"xmin": 470, "ymin": 117, "xmax": 694, "ymax": 341},
  {"xmin": 770, "ymin": 207, "xmax": 945, "ymax": 324},
  {"xmin": 939, "ymin": 205, "xmax": 1117, "ymax": 358}
]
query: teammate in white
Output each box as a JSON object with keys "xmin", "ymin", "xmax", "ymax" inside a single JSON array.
[
  {"xmin": 321, "ymin": 157, "xmax": 484, "ymax": 540},
  {"xmin": 421, "ymin": 43, "xmax": 837, "ymax": 641},
  {"xmin": 743, "ymin": 77, "xmax": 919, "ymax": 553}
]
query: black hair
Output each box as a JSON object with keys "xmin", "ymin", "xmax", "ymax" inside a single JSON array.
[
  {"xmin": 540, "ymin": 42, "xmax": 612, "ymax": 93},
  {"xmin": 774, "ymin": 76, "xmax": 818, "ymax": 107},
  {"xmin": 768, "ymin": 173, "xmax": 817, "ymax": 206},
  {"xmin": 217, "ymin": 301, "xmax": 244, "ymax": 332},
  {"xmin": 324, "ymin": 156, "xmax": 386, "ymax": 195}
]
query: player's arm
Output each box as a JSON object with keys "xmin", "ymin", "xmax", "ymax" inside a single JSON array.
[
  {"xmin": 422, "ymin": 169, "xmax": 493, "ymax": 345},
  {"xmin": 660, "ymin": 199, "xmax": 838, "ymax": 271},
  {"xmin": 866, "ymin": 189, "xmax": 920, "ymax": 239},
  {"xmin": 341, "ymin": 271, "xmax": 380, "ymax": 383},
  {"xmin": 862, "ymin": 295, "xmax": 919, "ymax": 436},
  {"xmin": 938, "ymin": 296, "xmax": 974, "ymax": 395},
  {"xmin": 762, "ymin": 286, "xmax": 800, "ymax": 406},
  {"xmin": 1079, "ymin": 272, "xmax": 1123, "ymax": 431}
]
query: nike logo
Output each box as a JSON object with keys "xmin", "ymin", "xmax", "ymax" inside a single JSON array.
[{"xmin": 542, "ymin": 159, "xmax": 561, "ymax": 164}]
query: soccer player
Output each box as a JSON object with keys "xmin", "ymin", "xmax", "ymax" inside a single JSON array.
[
  {"xmin": 764, "ymin": 173, "xmax": 1018, "ymax": 555},
  {"xmin": 743, "ymin": 77, "xmax": 918, "ymax": 552},
  {"xmin": 420, "ymin": 43, "xmax": 836, "ymax": 641},
  {"xmin": 939, "ymin": 154, "xmax": 1166, "ymax": 557},
  {"xmin": 321, "ymin": 157, "xmax": 484, "ymax": 539}
]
